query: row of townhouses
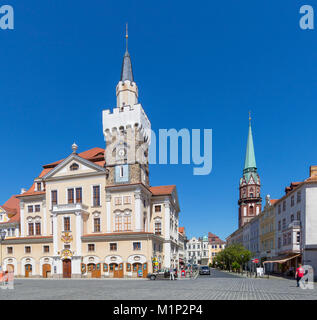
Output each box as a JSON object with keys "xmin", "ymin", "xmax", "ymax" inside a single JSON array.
[
  {"xmin": 227, "ymin": 119, "xmax": 317, "ymax": 279},
  {"xmin": 0, "ymin": 40, "xmax": 188, "ymax": 278},
  {"xmin": 186, "ymin": 233, "xmax": 226, "ymax": 266}
]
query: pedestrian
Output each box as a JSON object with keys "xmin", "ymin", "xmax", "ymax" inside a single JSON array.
[
  {"xmin": 295, "ymin": 263, "xmax": 305, "ymax": 287},
  {"xmin": 170, "ymin": 267, "xmax": 174, "ymax": 280}
]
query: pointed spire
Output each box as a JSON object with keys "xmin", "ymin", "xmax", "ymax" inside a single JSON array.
[
  {"xmin": 120, "ymin": 23, "xmax": 134, "ymax": 82},
  {"xmin": 244, "ymin": 112, "xmax": 256, "ymax": 171}
]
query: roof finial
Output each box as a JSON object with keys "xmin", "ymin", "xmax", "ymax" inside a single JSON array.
[
  {"xmin": 125, "ymin": 23, "xmax": 128, "ymax": 52},
  {"xmin": 249, "ymin": 110, "xmax": 251, "ymax": 123},
  {"xmin": 72, "ymin": 142, "xmax": 78, "ymax": 154}
]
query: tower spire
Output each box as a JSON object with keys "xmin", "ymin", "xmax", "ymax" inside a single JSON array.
[
  {"xmin": 244, "ymin": 112, "xmax": 256, "ymax": 171},
  {"xmin": 120, "ymin": 24, "xmax": 134, "ymax": 82}
]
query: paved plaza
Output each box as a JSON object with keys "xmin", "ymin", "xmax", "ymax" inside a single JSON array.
[{"xmin": 0, "ymin": 269, "xmax": 316, "ymax": 300}]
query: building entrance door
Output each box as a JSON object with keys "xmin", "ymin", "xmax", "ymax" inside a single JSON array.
[
  {"xmin": 87, "ymin": 263, "xmax": 101, "ymax": 278},
  {"xmin": 63, "ymin": 259, "xmax": 71, "ymax": 278},
  {"xmin": 42, "ymin": 264, "xmax": 51, "ymax": 278},
  {"xmin": 25, "ymin": 264, "xmax": 32, "ymax": 278}
]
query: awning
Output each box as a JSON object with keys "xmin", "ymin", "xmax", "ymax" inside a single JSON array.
[{"xmin": 263, "ymin": 253, "xmax": 301, "ymax": 264}]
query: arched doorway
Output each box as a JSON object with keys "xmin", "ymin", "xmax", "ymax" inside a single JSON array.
[
  {"xmin": 25, "ymin": 264, "xmax": 32, "ymax": 278},
  {"xmin": 87, "ymin": 263, "xmax": 101, "ymax": 278},
  {"xmin": 7, "ymin": 264, "xmax": 14, "ymax": 273},
  {"xmin": 42, "ymin": 264, "xmax": 51, "ymax": 278},
  {"xmin": 63, "ymin": 259, "xmax": 71, "ymax": 278},
  {"xmin": 132, "ymin": 263, "xmax": 142, "ymax": 278},
  {"xmin": 109, "ymin": 263, "xmax": 123, "ymax": 278}
]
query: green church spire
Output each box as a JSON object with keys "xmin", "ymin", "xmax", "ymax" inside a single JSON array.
[{"xmin": 243, "ymin": 113, "xmax": 256, "ymax": 172}]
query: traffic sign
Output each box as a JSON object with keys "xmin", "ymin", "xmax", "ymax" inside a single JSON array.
[{"xmin": 252, "ymin": 259, "xmax": 259, "ymax": 264}]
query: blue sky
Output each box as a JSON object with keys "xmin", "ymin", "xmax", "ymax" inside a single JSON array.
[{"xmin": 0, "ymin": 0, "xmax": 316, "ymax": 240}]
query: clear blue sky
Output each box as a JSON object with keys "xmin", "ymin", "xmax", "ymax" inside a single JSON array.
[{"xmin": 1, "ymin": 0, "xmax": 316, "ymax": 240}]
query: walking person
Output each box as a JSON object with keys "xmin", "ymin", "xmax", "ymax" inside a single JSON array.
[
  {"xmin": 295, "ymin": 264, "xmax": 305, "ymax": 287},
  {"xmin": 169, "ymin": 267, "xmax": 174, "ymax": 280}
]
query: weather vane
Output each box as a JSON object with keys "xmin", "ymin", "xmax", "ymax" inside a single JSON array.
[{"xmin": 125, "ymin": 23, "xmax": 128, "ymax": 51}]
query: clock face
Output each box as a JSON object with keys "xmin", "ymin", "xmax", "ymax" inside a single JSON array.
[{"xmin": 118, "ymin": 148, "xmax": 126, "ymax": 158}]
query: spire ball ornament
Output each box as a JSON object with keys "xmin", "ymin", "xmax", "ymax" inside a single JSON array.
[{"xmin": 72, "ymin": 142, "xmax": 78, "ymax": 154}]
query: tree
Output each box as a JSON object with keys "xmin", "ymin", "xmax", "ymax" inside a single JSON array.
[{"xmin": 214, "ymin": 244, "xmax": 251, "ymax": 272}]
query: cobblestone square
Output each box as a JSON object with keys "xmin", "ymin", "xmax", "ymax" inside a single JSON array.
[{"xmin": 0, "ymin": 269, "xmax": 316, "ymax": 300}]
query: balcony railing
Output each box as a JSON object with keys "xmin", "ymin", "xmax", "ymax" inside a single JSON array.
[{"xmin": 52, "ymin": 203, "xmax": 88, "ymax": 213}]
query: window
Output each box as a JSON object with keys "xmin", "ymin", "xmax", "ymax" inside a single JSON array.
[
  {"xmin": 94, "ymin": 218, "xmax": 101, "ymax": 232},
  {"xmin": 278, "ymin": 237, "xmax": 281, "ymax": 249},
  {"xmin": 282, "ymin": 218, "xmax": 286, "ymax": 229},
  {"xmin": 123, "ymin": 216, "xmax": 131, "ymax": 231},
  {"xmin": 249, "ymin": 206, "xmax": 254, "ymax": 215},
  {"xmin": 70, "ymin": 163, "xmax": 79, "ymax": 171},
  {"xmin": 88, "ymin": 244, "xmax": 95, "ymax": 252},
  {"xmin": 64, "ymin": 217, "xmax": 70, "ymax": 232},
  {"xmin": 51, "ymin": 190, "xmax": 57, "ymax": 206},
  {"xmin": 297, "ymin": 211, "xmax": 301, "ymax": 221},
  {"xmin": 93, "ymin": 186, "xmax": 100, "ymax": 206},
  {"xmin": 64, "ymin": 244, "xmax": 70, "ymax": 249},
  {"xmin": 115, "ymin": 197, "xmax": 122, "ymax": 205},
  {"xmin": 7, "ymin": 247, "xmax": 13, "ymax": 254},
  {"xmin": 25, "ymin": 246, "xmax": 31, "ymax": 253},
  {"xmin": 123, "ymin": 196, "xmax": 131, "ymax": 204},
  {"xmin": 155, "ymin": 221, "xmax": 162, "ymax": 235},
  {"xmin": 297, "ymin": 191, "xmax": 301, "ymax": 203},
  {"xmin": 291, "ymin": 214, "xmax": 294, "ymax": 222},
  {"xmin": 119, "ymin": 166, "xmax": 124, "ymax": 178},
  {"xmin": 110, "ymin": 243, "xmax": 117, "ymax": 251},
  {"xmin": 35, "ymin": 205, "xmax": 40, "ymax": 212},
  {"xmin": 28, "ymin": 223, "xmax": 34, "ymax": 236},
  {"xmin": 291, "ymin": 196, "xmax": 294, "ymax": 207},
  {"xmin": 115, "ymin": 216, "xmax": 122, "ymax": 232},
  {"xmin": 154, "ymin": 205, "xmax": 161, "ymax": 212},
  {"xmin": 35, "ymin": 222, "xmax": 41, "ymax": 235},
  {"xmin": 76, "ymin": 188, "xmax": 82, "ymax": 203},
  {"xmin": 28, "ymin": 205, "xmax": 33, "ymax": 213},
  {"xmin": 68, "ymin": 188, "xmax": 74, "ymax": 204},
  {"xmin": 43, "ymin": 245, "xmax": 50, "ymax": 253},
  {"xmin": 278, "ymin": 204, "xmax": 281, "ymax": 214},
  {"xmin": 297, "ymin": 232, "xmax": 301, "ymax": 244},
  {"xmin": 37, "ymin": 182, "xmax": 42, "ymax": 191},
  {"xmin": 283, "ymin": 201, "xmax": 286, "ymax": 211},
  {"xmin": 133, "ymin": 242, "xmax": 141, "ymax": 250},
  {"xmin": 287, "ymin": 232, "xmax": 292, "ymax": 245}
]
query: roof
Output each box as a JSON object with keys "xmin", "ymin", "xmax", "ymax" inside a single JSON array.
[
  {"xmin": 150, "ymin": 185, "xmax": 176, "ymax": 196},
  {"xmin": 120, "ymin": 50, "xmax": 134, "ymax": 82},
  {"xmin": 179, "ymin": 227, "xmax": 185, "ymax": 234},
  {"xmin": 270, "ymin": 199, "xmax": 279, "ymax": 205},
  {"xmin": 0, "ymin": 195, "xmax": 20, "ymax": 225},
  {"xmin": 208, "ymin": 232, "xmax": 226, "ymax": 244}
]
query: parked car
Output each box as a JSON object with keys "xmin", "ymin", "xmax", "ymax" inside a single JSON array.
[
  {"xmin": 192, "ymin": 264, "xmax": 199, "ymax": 271},
  {"xmin": 147, "ymin": 269, "xmax": 178, "ymax": 280},
  {"xmin": 199, "ymin": 265, "xmax": 211, "ymax": 275}
]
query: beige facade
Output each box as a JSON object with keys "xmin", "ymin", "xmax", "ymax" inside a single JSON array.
[{"xmin": 0, "ymin": 45, "xmax": 181, "ymax": 278}]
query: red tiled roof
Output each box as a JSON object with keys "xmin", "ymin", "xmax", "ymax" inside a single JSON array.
[
  {"xmin": 0, "ymin": 195, "xmax": 20, "ymax": 224},
  {"xmin": 179, "ymin": 227, "xmax": 185, "ymax": 234},
  {"xmin": 270, "ymin": 199, "xmax": 279, "ymax": 205},
  {"xmin": 43, "ymin": 147, "xmax": 105, "ymax": 168},
  {"xmin": 150, "ymin": 185, "xmax": 176, "ymax": 195}
]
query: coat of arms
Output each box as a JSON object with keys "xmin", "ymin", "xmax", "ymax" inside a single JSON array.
[{"xmin": 61, "ymin": 232, "xmax": 73, "ymax": 243}]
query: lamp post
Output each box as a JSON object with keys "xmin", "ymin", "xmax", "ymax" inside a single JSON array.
[{"xmin": 0, "ymin": 230, "xmax": 6, "ymax": 271}]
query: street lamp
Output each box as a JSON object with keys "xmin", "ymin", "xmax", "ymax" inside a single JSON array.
[{"xmin": 0, "ymin": 230, "xmax": 6, "ymax": 271}]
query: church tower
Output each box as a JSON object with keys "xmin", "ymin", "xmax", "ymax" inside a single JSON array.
[
  {"xmin": 238, "ymin": 115, "xmax": 262, "ymax": 227},
  {"xmin": 102, "ymin": 28, "xmax": 151, "ymax": 188}
]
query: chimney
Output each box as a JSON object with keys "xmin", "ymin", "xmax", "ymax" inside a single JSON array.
[
  {"xmin": 310, "ymin": 166, "xmax": 317, "ymax": 178},
  {"xmin": 20, "ymin": 188, "xmax": 26, "ymax": 194}
]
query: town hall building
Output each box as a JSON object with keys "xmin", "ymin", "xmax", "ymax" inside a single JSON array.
[{"xmin": 0, "ymin": 37, "xmax": 181, "ymax": 278}]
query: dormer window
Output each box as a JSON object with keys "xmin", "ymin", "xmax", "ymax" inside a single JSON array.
[
  {"xmin": 70, "ymin": 163, "xmax": 79, "ymax": 171},
  {"xmin": 37, "ymin": 182, "xmax": 41, "ymax": 191}
]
